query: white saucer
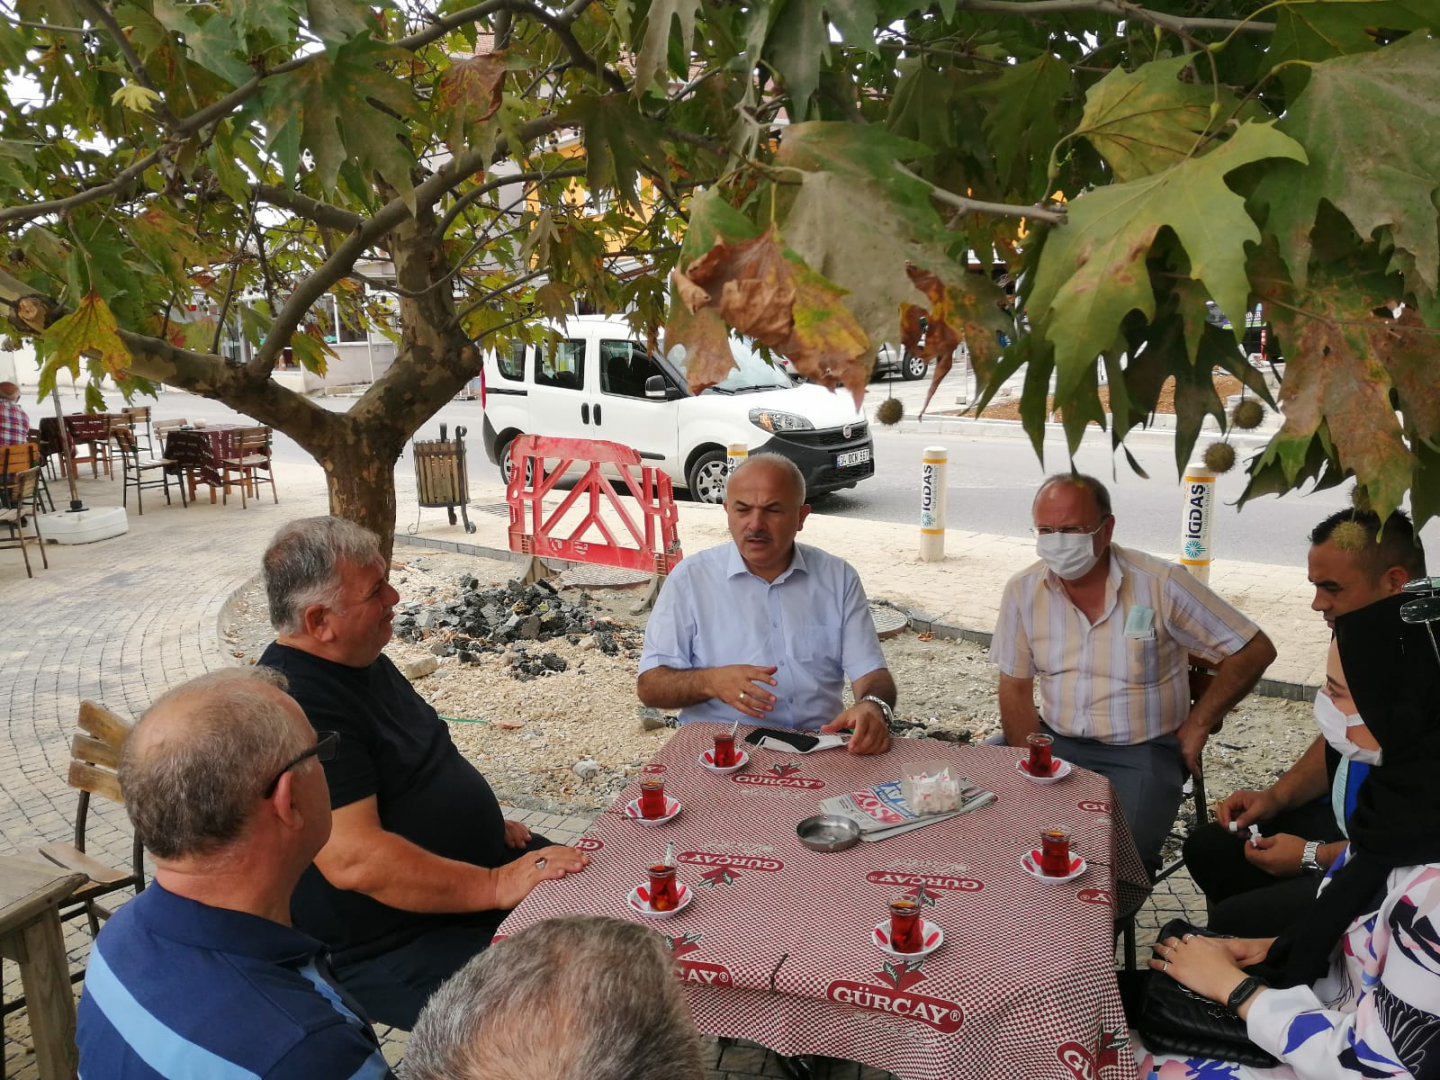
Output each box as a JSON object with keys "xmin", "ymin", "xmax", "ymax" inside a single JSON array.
[
  {"xmin": 623, "ymin": 796, "xmax": 682, "ymax": 825},
  {"xmin": 627, "ymin": 882, "xmax": 692, "ymax": 920},
  {"xmin": 698, "ymin": 748, "xmax": 749, "ymax": 774},
  {"xmin": 872, "ymin": 918, "xmax": 943, "ymax": 958},
  {"xmin": 1021, "ymin": 849, "xmax": 1088, "ymax": 883},
  {"xmin": 1016, "ymin": 757, "xmax": 1072, "ymax": 785}
]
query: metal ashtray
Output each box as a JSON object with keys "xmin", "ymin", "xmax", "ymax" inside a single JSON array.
[{"xmin": 797, "ymin": 815, "xmax": 861, "ymax": 852}]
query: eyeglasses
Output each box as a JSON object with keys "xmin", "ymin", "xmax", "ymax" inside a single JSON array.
[
  {"xmin": 262, "ymin": 731, "xmax": 339, "ymax": 798},
  {"xmin": 1030, "ymin": 522, "xmax": 1106, "ymax": 537}
]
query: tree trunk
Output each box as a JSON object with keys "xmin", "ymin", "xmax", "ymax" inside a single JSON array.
[{"xmin": 320, "ymin": 421, "xmax": 405, "ymax": 563}]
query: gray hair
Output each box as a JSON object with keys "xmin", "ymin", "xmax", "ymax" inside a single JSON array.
[
  {"xmin": 407, "ymin": 915, "xmax": 704, "ymax": 1080},
  {"xmin": 121, "ymin": 667, "xmax": 308, "ymax": 861},
  {"xmin": 263, "ymin": 516, "xmax": 382, "ymax": 634},
  {"xmin": 1035, "ymin": 472, "xmax": 1112, "ymax": 519},
  {"xmin": 727, "ymin": 452, "xmax": 807, "ymax": 503}
]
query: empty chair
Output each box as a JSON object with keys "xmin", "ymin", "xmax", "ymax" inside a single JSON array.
[
  {"xmin": 1, "ymin": 441, "xmax": 53, "ymax": 513},
  {"xmin": 220, "ymin": 426, "xmax": 277, "ymax": 508},
  {"xmin": 115, "ymin": 427, "xmax": 186, "ymax": 515},
  {"xmin": 37, "ymin": 701, "xmax": 147, "ymax": 936},
  {"xmin": 0, "ymin": 466, "xmax": 49, "ymax": 577},
  {"xmin": 120, "ymin": 405, "xmax": 153, "ymax": 455}
]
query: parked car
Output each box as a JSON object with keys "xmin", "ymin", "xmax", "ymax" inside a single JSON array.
[
  {"xmin": 872, "ymin": 343, "xmax": 929, "ymax": 381},
  {"xmin": 479, "ymin": 317, "xmax": 875, "ymax": 503}
]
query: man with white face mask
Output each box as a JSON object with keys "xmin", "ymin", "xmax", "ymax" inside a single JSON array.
[
  {"xmin": 991, "ymin": 474, "xmax": 1277, "ymax": 875},
  {"xmin": 1183, "ymin": 507, "xmax": 1424, "ymax": 935}
]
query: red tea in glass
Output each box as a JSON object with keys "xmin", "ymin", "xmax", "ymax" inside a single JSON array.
[
  {"xmin": 648, "ymin": 864, "xmax": 680, "ymax": 911},
  {"xmin": 638, "ymin": 766, "xmax": 668, "ymax": 819},
  {"xmin": 1027, "ymin": 732, "xmax": 1054, "ymax": 777},
  {"xmin": 713, "ymin": 731, "xmax": 738, "ymax": 768},
  {"xmin": 888, "ymin": 892, "xmax": 923, "ymax": 953},
  {"xmin": 1039, "ymin": 827, "xmax": 1072, "ymax": 877}
]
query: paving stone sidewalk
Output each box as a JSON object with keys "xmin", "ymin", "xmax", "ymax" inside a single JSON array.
[{"xmin": 2, "ymin": 460, "xmax": 1211, "ymax": 1078}]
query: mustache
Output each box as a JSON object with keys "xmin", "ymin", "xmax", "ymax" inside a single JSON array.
[{"xmin": 743, "ymin": 531, "xmax": 772, "ymax": 542}]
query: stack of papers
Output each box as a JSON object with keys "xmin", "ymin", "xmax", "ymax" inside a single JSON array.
[{"xmin": 818, "ymin": 780, "xmax": 996, "ymax": 842}]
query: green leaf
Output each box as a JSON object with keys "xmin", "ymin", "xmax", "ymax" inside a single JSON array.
[
  {"xmin": 1263, "ymin": 0, "xmax": 1434, "ymax": 93},
  {"xmin": 305, "ymin": 0, "xmax": 371, "ymax": 45},
  {"xmin": 151, "ymin": 0, "xmax": 254, "ymax": 87},
  {"xmin": 125, "ymin": 206, "xmax": 209, "ymax": 286},
  {"xmin": 290, "ymin": 327, "xmax": 335, "ymax": 373},
  {"xmin": 965, "ymin": 54, "xmax": 1071, "ymax": 194},
  {"xmin": 632, "ymin": 0, "xmax": 701, "ymax": 93},
  {"xmin": 39, "ymin": 290, "xmax": 130, "ymax": 378},
  {"xmin": 765, "ymin": 0, "xmax": 826, "ymax": 115},
  {"xmin": 1254, "ymin": 32, "xmax": 1440, "ymax": 296},
  {"xmin": 561, "ymin": 94, "xmax": 670, "ymax": 210},
  {"xmin": 774, "ymin": 122, "xmax": 937, "ymax": 237},
  {"xmin": 1071, "ymin": 55, "xmax": 1226, "ymax": 183},
  {"xmin": 235, "ymin": 0, "xmax": 298, "ymax": 46},
  {"xmin": 1026, "ymin": 121, "xmax": 1306, "ymax": 398}
]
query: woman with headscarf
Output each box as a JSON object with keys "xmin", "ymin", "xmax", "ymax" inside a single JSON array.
[{"xmin": 1134, "ymin": 593, "xmax": 1440, "ymax": 1080}]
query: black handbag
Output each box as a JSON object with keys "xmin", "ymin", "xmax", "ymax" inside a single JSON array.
[{"xmin": 1137, "ymin": 919, "xmax": 1280, "ymax": 1069}]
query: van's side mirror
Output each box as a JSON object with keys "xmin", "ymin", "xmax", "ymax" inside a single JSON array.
[{"xmin": 645, "ymin": 375, "xmax": 678, "ymax": 400}]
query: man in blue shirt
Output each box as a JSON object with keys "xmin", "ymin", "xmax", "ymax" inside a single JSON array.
[
  {"xmin": 77, "ymin": 667, "xmax": 394, "ymax": 1079},
  {"xmin": 638, "ymin": 453, "xmax": 897, "ymax": 753}
]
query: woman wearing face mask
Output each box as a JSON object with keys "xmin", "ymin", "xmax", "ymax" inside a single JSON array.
[
  {"xmin": 1133, "ymin": 593, "xmax": 1440, "ymax": 1080},
  {"xmin": 1243, "ymin": 640, "xmax": 1382, "ymax": 878}
]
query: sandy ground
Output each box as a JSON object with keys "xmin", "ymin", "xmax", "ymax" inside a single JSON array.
[{"xmin": 225, "ymin": 551, "xmax": 1318, "ymax": 820}]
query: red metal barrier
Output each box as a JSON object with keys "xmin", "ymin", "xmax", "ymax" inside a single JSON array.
[{"xmin": 505, "ymin": 435, "xmax": 683, "ymax": 575}]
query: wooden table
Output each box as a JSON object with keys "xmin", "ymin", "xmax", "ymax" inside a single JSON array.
[
  {"xmin": 500, "ymin": 726, "xmax": 1151, "ymax": 1080},
  {"xmin": 0, "ymin": 855, "xmax": 86, "ymax": 1080}
]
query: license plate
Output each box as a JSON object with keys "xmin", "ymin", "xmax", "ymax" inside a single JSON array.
[{"xmin": 836, "ymin": 448, "xmax": 871, "ymax": 468}]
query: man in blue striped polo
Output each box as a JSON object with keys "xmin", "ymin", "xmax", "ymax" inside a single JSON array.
[{"xmin": 77, "ymin": 667, "xmax": 394, "ymax": 1079}]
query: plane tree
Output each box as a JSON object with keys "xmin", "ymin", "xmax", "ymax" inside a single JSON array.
[{"xmin": 0, "ymin": 0, "xmax": 1436, "ymax": 549}]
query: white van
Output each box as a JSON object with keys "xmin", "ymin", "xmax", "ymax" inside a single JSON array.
[{"xmin": 478, "ymin": 316, "xmax": 875, "ymax": 502}]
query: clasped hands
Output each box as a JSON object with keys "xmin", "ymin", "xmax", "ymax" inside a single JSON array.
[{"xmin": 708, "ymin": 663, "xmax": 890, "ymax": 754}]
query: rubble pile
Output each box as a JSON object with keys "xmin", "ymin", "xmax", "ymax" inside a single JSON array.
[{"xmin": 392, "ymin": 575, "xmax": 644, "ymax": 679}]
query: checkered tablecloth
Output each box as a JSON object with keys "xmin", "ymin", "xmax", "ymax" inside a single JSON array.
[{"xmin": 499, "ymin": 726, "xmax": 1150, "ymax": 1080}]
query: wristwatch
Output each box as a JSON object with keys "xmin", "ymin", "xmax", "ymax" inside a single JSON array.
[
  {"xmin": 1226, "ymin": 975, "xmax": 1267, "ymax": 1015},
  {"xmin": 1300, "ymin": 840, "xmax": 1323, "ymax": 876},
  {"xmin": 859, "ymin": 695, "xmax": 896, "ymax": 731}
]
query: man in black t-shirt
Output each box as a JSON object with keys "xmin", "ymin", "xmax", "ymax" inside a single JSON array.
[{"xmin": 258, "ymin": 517, "xmax": 590, "ymax": 1029}]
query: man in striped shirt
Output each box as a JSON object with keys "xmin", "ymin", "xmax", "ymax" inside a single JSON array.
[
  {"xmin": 77, "ymin": 667, "xmax": 394, "ymax": 1079},
  {"xmin": 990, "ymin": 474, "xmax": 1276, "ymax": 874}
]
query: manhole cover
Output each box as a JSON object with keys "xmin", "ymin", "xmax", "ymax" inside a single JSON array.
[
  {"xmin": 557, "ymin": 565, "xmax": 653, "ymax": 589},
  {"xmin": 871, "ymin": 602, "xmax": 909, "ymax": 639},
  {"xmin": 471, "ymin": 501, "xmax": 510, "ymax": 517}
]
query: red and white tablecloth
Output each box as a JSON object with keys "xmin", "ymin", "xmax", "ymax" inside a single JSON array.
[{"xmin": 498, "ymin": 725, "xmax": 1151, "ymax": 1080}]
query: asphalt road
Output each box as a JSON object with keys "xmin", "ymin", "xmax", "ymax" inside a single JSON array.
[{"xmin": 38, "ymin": 384, "xmax": 1438, "ymax": 569}]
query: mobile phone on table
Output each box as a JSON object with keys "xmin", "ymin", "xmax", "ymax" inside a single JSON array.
[{"xmin": 743, "ymin": 726, "xmax": 821, "ymax": 752}]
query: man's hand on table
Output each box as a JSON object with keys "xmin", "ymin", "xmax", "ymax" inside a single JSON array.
[
  {"xmin": 503, "ymin": 819, "xmax": 533, "ymax": 849},
  {"xmin": 494, "ymin": 845, "xmax": 590, "ymax": 909},
  {"xmin": 822, "ymin": 701, "xmax": 891, "ymax": 755},
  {"xmin": 1215, "ymin": 787, "xmax": 1280, "ymax": 831},
  {"xmin": 707, "ymin": 664, "xmax": 779, "ymax": 721}
]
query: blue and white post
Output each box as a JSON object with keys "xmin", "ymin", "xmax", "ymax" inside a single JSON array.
[
  {"xmin": 1179, "ymin": 462, "xmax": 1216, "ymax": 583},
  {"xmin": 920, "ymin": 446, "xmax": 948, "ymax": 562}
]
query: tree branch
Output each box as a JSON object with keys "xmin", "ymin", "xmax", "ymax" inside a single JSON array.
[
  {"xmin": 950, "ymin": 0, "xmax": 1274, "ymax": 33},
  {"xmin": 895, "ymin": 165, "xmax": 1068, "ymax": 225},
  {"xmin": 253, "ymin": 184, "xmax": 364, "ymax": 231},
  {"xmin": 78, "ymin": 0, "xmax": 180, "ymax": 127},
  {"xmin": 454, "ymin": 267, "xmax": 548, "ymax": 322},
  {"xmin": 437, "ymin": 165, "xmax": 587, "ymax": 237}
]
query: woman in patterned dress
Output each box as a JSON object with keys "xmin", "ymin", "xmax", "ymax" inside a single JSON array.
[{"xmin": 1135, "ymin": 593, "xmax": 1440, "ymax": 1080}]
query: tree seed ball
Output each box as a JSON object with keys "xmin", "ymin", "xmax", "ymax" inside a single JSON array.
[
  {"xmin": 877, "ymin": 397, "xmax": 904, "ymax": 425},
  {"xmin": 1351, "ymin": 485, "xmax": 1373, "ymax": 514},
  {"xmin": 1330, "ymin": 519, "xmax": 1370, "ymax": 554},
  {"xmin": 1202, "ymin": 441, "xmax": 1236, "ymax": 474},
  {"xmin": 1231, "ymin": 399, "xmax": 1265, "ymax": 430}
]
